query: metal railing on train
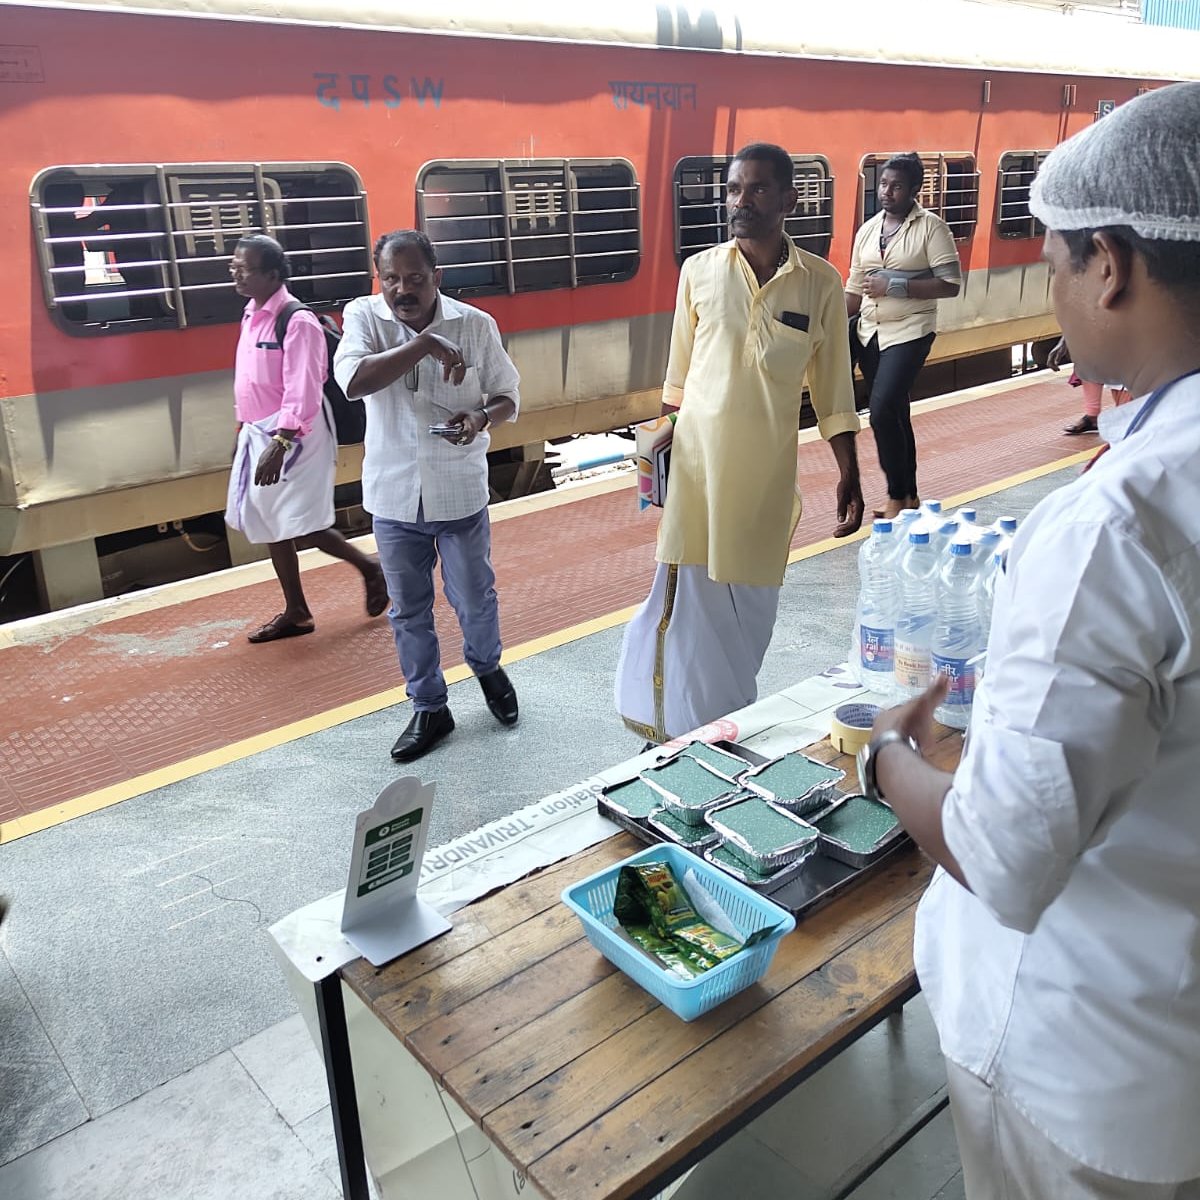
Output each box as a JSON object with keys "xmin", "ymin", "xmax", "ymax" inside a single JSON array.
[{"xmin": 31, "ymin": 162, "xmax": 373, "ymax": 334}]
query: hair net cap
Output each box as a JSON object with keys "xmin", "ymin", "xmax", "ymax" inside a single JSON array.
[{"xmin": 1030, "ymin": 83, "xmax": 1200, "ymax": 242}]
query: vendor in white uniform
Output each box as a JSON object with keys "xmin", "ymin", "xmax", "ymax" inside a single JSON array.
[{"xmin": 859, "ymin": 83, "xmax": 1200, "ymax": 1200}]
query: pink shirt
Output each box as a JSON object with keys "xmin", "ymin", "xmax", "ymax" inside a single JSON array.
[{"xmin": 234, "ymin": 285, "xmax": 327, "ymax": 435}]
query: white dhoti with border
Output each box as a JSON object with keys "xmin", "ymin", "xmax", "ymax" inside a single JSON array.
[
  {"xmin": 225, "ymin": 405, "xmax": 336, "ymax": 545},
  {"xmin": 614, "ymin": 562, "xmax": 781, "ymax": 744}
]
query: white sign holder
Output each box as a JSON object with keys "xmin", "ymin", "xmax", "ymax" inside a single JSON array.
[{"xmin": 340, "ymin": 776, "xmax": 451, "ymax": 967}]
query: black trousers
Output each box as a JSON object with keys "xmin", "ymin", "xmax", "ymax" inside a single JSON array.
[{"xmin": 856, "ymin": 330, "xmax": 935, "ymax": 502}]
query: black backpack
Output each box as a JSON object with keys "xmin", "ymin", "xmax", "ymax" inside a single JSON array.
[{"xmin": 273, "ymin": 301, "xmax": 367, "ymax": 446}]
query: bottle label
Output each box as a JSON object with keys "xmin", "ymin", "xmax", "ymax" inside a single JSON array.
[
  {"xmin": 860, "ymin": 626, "xmax": 894, "ymax": 674},
  {"xmin": 894, "ymin": 641, "xmax": 930, "ymax": 690},
  {"xmin": 932, "ymin": 654, "xmax": 976, "ymax": 706}
]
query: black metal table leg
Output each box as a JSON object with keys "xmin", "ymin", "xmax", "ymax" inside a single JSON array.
[{"xmin": 315, "ymin": 973, "xmax": 370, "ymax": 1200}]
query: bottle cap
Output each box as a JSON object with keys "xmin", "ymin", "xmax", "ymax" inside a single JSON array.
[
  {"xmin": 873, "ymin": 518, "xmax": 893, "ymax": 533},
  {"xmin": 925, "ymin": 500, "xmax": 943, "ymax": 513},
  {"xmin": 909, "ymin": 531, "xmax": 930, "ymax": 545},
  {"xmin": 950, "ymin": 540, "xmax": 973, "ymax": 555},
  {"xmin": 999, "ymin": 516, "xmax": 1018, "ymax": 533},
  {"xmin": 959, "ymin": 508, "xmax": 978, "ymax": 523}
]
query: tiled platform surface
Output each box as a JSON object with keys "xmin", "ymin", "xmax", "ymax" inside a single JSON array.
[{"xmin": 0, "ymin": 377, "xmax": 1092, "ymax": 826}]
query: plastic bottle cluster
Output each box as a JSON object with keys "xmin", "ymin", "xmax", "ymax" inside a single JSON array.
[{"xmin": 848, "ymin": 502, "xmax": 1017, "ymax": 729}]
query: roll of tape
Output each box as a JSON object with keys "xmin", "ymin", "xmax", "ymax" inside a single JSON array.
[{"xmin": 830, "ymin": 702, "xmax": 881, "ymax": 754}]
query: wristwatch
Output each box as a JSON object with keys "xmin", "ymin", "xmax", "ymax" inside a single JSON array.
[
  {"xmin": 857, "ymin": 729, "xmax": 920, "ymax": 804},
  {"xmin": 475, "ymin": 406, "xmax": 492, "ymax": 432}
]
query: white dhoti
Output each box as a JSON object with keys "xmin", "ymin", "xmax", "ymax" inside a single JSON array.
[
  {"xmin": 614, "ymin": 562, "xmax": 781, "ymax": 744},
  {"xmin": 225, "ymin": 405, "xmax": 336, "ymax": 545}
]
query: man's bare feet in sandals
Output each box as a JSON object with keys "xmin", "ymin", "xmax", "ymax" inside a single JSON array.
[{"xmin": 247, "ymin": 612, "xmax": 316, "ymax": 643}]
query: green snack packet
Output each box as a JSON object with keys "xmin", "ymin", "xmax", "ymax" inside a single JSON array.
[
  {"xmin": 613, "ymin": 860, "xmax": 700, "ymax": 937},
  {"xmin": 673, "ymin": 921, "xmax": 744, "ymax": 963},
  {"xmin": 624, "ymin": 924, "xmax": 720, "ymax": 978}
]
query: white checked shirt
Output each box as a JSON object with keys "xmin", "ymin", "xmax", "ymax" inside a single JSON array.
[
  {"xmin": 333, "ymin": 292, "xmax": 520, "ymax": 522},
  {"xmin": 915, "ymin": 373, "xmax": 1200, "ymax": 1183}
]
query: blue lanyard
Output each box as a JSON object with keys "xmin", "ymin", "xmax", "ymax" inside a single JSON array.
[{"xmin": 1123, "ymin": 366, "xmax": 1200, "ymax": 440}]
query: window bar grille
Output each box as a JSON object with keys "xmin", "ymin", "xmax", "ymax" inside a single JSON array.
[{"xmin": 155, "ymin": 164, "xmax": 189, "ymax": 328}]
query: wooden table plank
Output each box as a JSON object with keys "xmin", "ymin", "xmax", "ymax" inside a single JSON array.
[
  {"xmin": 409, "ymin": 937, "xmax": 618, "ymax": 1074},
  {"xmin": 481, "ymin": 851, "xmax": 932, "ymax": 1164},
  {"xmin": 343, "ymin": 836, "xmax": 637, "ymax": 1007},
  {"xmin": 443, "ymin": 967, "xmax": 661, "ymax": 1119},
  {"xmin": 530, "ymin": 902, "xmax": 920, "ymax": 1200},
  {"xmin": 366, "ymin": 903, "xmax": 589, "ymax": 1049}
]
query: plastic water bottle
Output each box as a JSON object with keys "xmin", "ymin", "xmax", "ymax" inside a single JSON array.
[
  {"xmin": 931, "ymin": 539, "xmax": 985, "ymax": 729},
  {"xmin": 976, "ymin": 543, "xmax": 1005, "ymax": 645},
  {"xmin": 930, "ymin": 517, "xmax": 961, "ymax": 557},
  {"xmin": 885, "ymin": 508, "xmax": 923, "ymax": 572},
  {"xmin": 995, "ymin": 515, "xmax": 1018, "ymax": 537},
  {"xmin": 894, "ymin": 530, "xmax": 939, "ymax": 700},
  {"xmin": 849, "ymin": 519, "xmax": 898, "ymax": 686}
]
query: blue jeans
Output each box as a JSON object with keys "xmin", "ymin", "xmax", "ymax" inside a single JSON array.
[{"xmin": 373, "ymin": 504, "xmax": 502, "ymax": 712}]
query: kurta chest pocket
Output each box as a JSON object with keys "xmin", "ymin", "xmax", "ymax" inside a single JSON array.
[{"xmin": 762, "ymin": 315, "xmax": 813, "ymax": 381}]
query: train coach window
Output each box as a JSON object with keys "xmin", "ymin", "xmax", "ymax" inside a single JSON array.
[
  {"xmin": 416, "ymin": 159, "xmax": 641, "ymax": 296},
  {"xmin": 997, "ymin": 151, "xmax": 1051, "ymax": 239},
  {"xmin": 859, "ymin": 153, "xmax": 979, "ymax": 240},
  {"xmin": 673, "ymin": 155, "xmax": 834, "ymax": 264},
  {"xmin": 31, "ymin": 163, "xmax": 372, "ymax": 335}
]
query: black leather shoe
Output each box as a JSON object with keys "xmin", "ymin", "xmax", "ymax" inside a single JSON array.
[
  {"xmin": 478, "ymin": 667, "xmax": 519, "ymax": 726},
  {"xmin": 390, "ymin": 707, "xmax": 454, "ymax": 762}
]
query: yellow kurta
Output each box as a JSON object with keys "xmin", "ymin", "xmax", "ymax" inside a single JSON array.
[{"xmin": 656, "ymin": 238, "xmax": 860, "ymax": 588}]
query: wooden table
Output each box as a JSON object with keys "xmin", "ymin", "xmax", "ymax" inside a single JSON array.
[{"xmin": 324, "ymin": 729, "xmax": 962, "ymax": 1200}]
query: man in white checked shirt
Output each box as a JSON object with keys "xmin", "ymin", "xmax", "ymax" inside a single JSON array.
[{"xmin": 334, "ymin": 230, "xmax": 521, "ymax": 762}]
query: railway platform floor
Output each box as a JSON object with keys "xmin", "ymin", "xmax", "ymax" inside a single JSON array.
[{"xmin": 0, "ymin": 370, "xmax": 1096, "ymax": 1199}]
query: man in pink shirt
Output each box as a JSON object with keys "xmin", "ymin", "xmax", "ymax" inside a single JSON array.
[{"xmin": 224, "ymin": 235, "xmax": 387, "ymax": 642}]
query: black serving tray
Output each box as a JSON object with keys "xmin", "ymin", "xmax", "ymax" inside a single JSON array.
[{"xmin": 594, "ymin": 739, "xmax": 912, "ymax": 919}]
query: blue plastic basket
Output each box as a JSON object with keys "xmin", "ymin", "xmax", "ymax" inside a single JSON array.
[{"xmin": 561, "ymin": 843, "xmax": 796, "ymax": 1022}]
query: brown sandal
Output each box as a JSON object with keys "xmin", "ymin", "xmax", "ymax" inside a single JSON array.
[{"xmin": 247, "ymin": 613, "xmax": 315, "ymax": 643}]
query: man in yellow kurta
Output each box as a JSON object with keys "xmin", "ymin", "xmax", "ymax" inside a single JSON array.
[{"xmin": 616, "ymin": 143, "xmax": 864, "ymax": 744}]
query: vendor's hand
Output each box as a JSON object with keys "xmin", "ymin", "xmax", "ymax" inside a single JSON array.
[
  {"xmin": 833, "ymin": 473, "xmax": 865, "ymax": 538},
  {"xmin": 254, "ymin": 440, "xmax": 287, "ymax": 486},
  {"xmin": 442, "ymin": 409, "xmax": 486, "ymax": 447},
  {"xmin": 871, "ymin": 677, "xmax": 949, "ymax": 756},
  {"xmin": 862, "ymin": 273, "xmax": 889, "ymax": 300},
  {"xmin": 422, "ymin": 332, "xmax": 468, "ymax": 384},
  {"xmin": 1047, "ymin": 337, "xmax": 1068, "ymax": 372}
]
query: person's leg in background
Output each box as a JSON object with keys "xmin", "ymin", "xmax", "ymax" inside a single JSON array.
[
  {"xmin": 436, "ymin": 506, "xmax": 517, "ymax": 726},
  {"xmin": 374, "ymin": 511, "xmax": 456, "ymax": 760},
  {"xmin": 866, "ymin": 333, "xmax": 934, "ymax": 516},
  {"xmin": 1065, "ymin": 380, "xmax": 1103, "ymax": 434}
]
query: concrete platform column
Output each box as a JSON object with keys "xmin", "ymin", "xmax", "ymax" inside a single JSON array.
[{"xmin": 32, "ymin": 539, "xmax": 104, "ymax": 611}]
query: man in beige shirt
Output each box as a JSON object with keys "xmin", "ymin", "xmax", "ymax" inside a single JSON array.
[
  {"xmin": 615, "ymin": 143, "xmax": 864, "ymax": 745},
  {"xmin": 846, "ymin": 153, "xmax": 962, "ymax": 516}
]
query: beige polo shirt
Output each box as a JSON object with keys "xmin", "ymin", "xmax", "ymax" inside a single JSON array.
[
  {"xmin": 656, "ymin": 237, "xmax": 860, "ymax": 589},
  {"xmin": 847, "ymin": 204, "xmax": 962, "ymax": 350}
]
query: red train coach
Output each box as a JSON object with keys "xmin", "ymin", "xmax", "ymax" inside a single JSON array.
[{"xmin": 1, "ymin": 0, "xmax": 1194, "ymax": 610}]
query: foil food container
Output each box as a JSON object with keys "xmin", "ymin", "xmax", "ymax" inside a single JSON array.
[
  {"xmin": 740, "ymin": 752, "xmax": 845, "ymax": 816},
  {"xmin": 702, "ymin": 842, "xmax": 813, "ymax": 892},
  {"xmin": 811, "ymin": 793, "xmax": 905, "ymax": 868},
  {"xmin": 600, "ymin": 776, "xmax": 667, "ymax": 821},
  {"xmin": 670, "ymin": 739, "xmax": 753, "ymax": 783},
  {"xmin": 704, "ymin": 795, "xmax": 819, "ymax": 874},
  {"xmin": 642, "ymin": 756, "xmax": 743, "ymax": 826},
  {"xmin": 646, "ymin": 806, "xmax": 721, "ymax": 850}
]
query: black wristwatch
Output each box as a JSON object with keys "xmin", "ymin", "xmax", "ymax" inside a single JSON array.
[
  {"xmin": 858, "ymin": 730, "xmax": 920, "ymax": 805},
  {"xmin": 475, "ymin": 405, "xmax": 492, "ymax": 432}
]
